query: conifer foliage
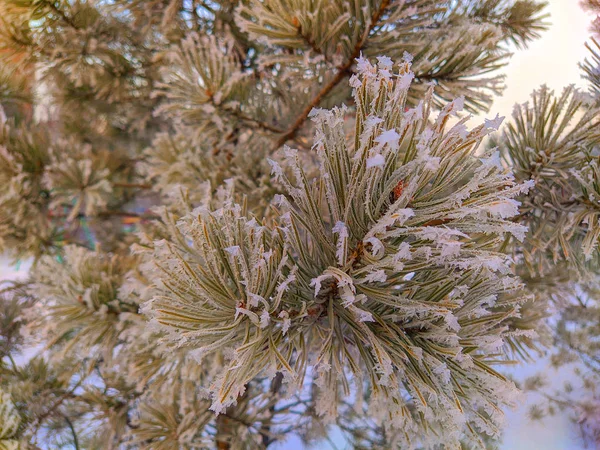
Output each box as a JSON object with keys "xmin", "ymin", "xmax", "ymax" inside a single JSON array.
[{"xmin": 2, "ymin": 0, "xmax": 599, "ymax": 449}]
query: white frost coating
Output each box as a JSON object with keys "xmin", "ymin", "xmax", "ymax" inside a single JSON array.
[
  {"xmin": 449, "ymin": 96, "xmax": 465, "ymax": 115},
  {"xmin": 339, "ymin": 284, "xmax": 357, "ymax": 307},
  {"xmin": 451, "ymin": 254, "xmax": 511, "ymax": 273},
  {"xmin": 356, "ymin": 54, "xmax": 375, "ymax": 75},
  {"xmin": 224, "ymin": 245, "xmax": 241, "ymax": 256},
  {"xmin": 376, "ymin": 55, "xmax": 394, "ymax": 71},
  {"xmin": 365, "ymin": 115, "xmax": 384, "ymax": 127},
  {"xmin": 349, "ymin": 74, "xmax": 362, "ymax": 89},
  {"xmin": 394, "ymin": 208, "xmax": 415, "ymax": 224},
  {"xmin": 423, "ymin": 156, "xmax": 441, "ymax": 171},
  {"xmin": 139, "ymin": 54, "xmax": 543, "ymax": 446},
  {"xmin": 267, "ymin": 158, "xmax": 284, "ymax": 179},
  {"xmin": 453, "ymin": 123, "xmax": 469, "ymax": 140},
  {"xmin": 375, "ymin": 129, "xmax": 401, "ymax": 151},
  {"xmin": 368, "ymin": 208, "xmax": 415, "ymax": 237},
  {"xmin": 398, "ymin": 72, "xmax": 415, "ymax": 89},
  {"xmin": 484, "ymin": 199, "xmax": 521, "ymax": 218},
  {"xmin": 440, "ymin": 240, "xmax": 462, "ymax": 258},
  {"xmin": 332, "ymin": 221, "xmax": 349, "ymax": 265},
  {"xmin": 394, "ymin": 242, "xmax": 412, "ymax": 261},
  {"xmin": 278, "ymin": 311, "xmax": 291, "ymax": 335},
  {"xmin": 419, "ymin": 227, "xmax": 468, "ymax": 242},
  {"xmin": 235, "ymin": 307, "xmax": 260, "ymax": 325},
  {"xmin": 366, "ymin": 153, "xmax": 386, "ymax": 169},
  {"xmin": 311, "ymin": 269, "xmax": 354, "ymax": 300},
  {"xmin": 363, "ymin": 270, "xmax": 387, "ymax": 283},
  {"xmin": 433, "ymin": 363, "xmax": 451, "ymax": 384},
  {"xmin": 479, "ymin": 335, "xmax": 504, "ymax": 352},
  {"xmin": 276, "ymin": 269, "xmax": 296, "ymax": 296},
  {"xmin": 310, "ymin": 274, "xmax": 330, "ymax": 297},
  {"xmin": 349, "ymin": 305, "xmax": 374, "ymax": 322},
  {"xmin": 484, "ymin": 113, "xmax": 504, "ymax": 130},
  {"xmin": 364, "ymin": 236, "xmax": 385, "ymax": 257},
  {"xmin": 480, "ymin": 150, "xmax": 503, "ymax": 169},
  {"xmin": 272, "ymin": 194, "xmax": 288, "ymax": 207},
  {"xmin": 444, "ymin": 312, "xmax": 461, "ymax": 331},
  {"xmin": 259, "ymin": 309, "xmax": 270, "ymax": 328},
  {"xmin": 247, "ymin": 293, "xmax": 266, "ymax": 308}
]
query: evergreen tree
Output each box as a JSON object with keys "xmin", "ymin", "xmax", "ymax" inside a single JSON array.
[{"xmin": 2, "ymin": 0, "xmax": 597, "ymax": 448}]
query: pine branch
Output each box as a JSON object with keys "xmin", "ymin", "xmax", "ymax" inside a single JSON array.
[
  {"xmin": 260, "ymin": 372, "xmax": 284, "ymax": 447},
  {"xmin": 112, "ymin": 182, "xmax": 152, "ymax": 190},
  {"xmin": 226, "ymin": 107, "xmax": 285, "ymax": 134},
  {"xmin": 31, "ymin": 378, "xmax": 84, "ymax": 434},
  {"xmin": 273, "ymin": 0, "xmax": 391, "ymax": 150},
  {"xmin": 62, "ymin": 414, "xmax": 80, "ymax": 450},
  {"xmin": 95, "ymin": 210, "xmax": 160, "ymax": 220},
  {"xmin": 44, "ymin": 0, "xmax": 79, "ymax": 30}
]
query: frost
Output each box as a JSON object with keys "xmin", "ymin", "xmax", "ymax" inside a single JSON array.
[
  {"xmin": 433, "ymin": 363, "xmax": 451, "ymax": 384},
  {"xmin": 267, "ymin": 158, "xmax": 284, "ymax": 179},
  {"xmin": 398, "ymin": 71, "xmax": 415, "ymax": 89},
  {"xmin": 419, "ymin": 227, "xmax": 468, "ymax": 242},
  {"xmin": 484, "ymin": 113, "xmax": 504, "ymax": 130},
  {"xmin": 310, "ymin": 274, "xmax": 330, "ymax": 297},
  {"xmin": 404, "ymin": 101, "xmax": 424, "ymax": 123},
  {"xmin": 444, "ymin": 312, "xmax": 461, "ymax": 331},
  {"xmin": 375, "ymin": 129, "xmax": 401, "ymax": 151},
  {"xmin": 376, "ymin": 56, "xmax": 393, "ymax": 71},
  {"xmin": 440, "ymin": 240, "xmax": 462, "ymax": 258},
  {"xmin": 423, "ymin": 156, "xmax": 441, "ymax": 171},
  {"xmin": 356, "ymin": 54, "xmax": 375, "ymax": 75},
  {"xmin": 394, "ymin": 242, "xmax": 412, "ymax": 261},
  {"xmin": 479, "ymin": 336, "xmax": 504, "ymax": 352},
  {"xmin": 332, "ymin": 221, "xmax": 349, "ymax": 265},
  {"xmin": 484, "ymin": 199, "xmax": 521, "ymax": 218},
  {"xmin": 235, "ymin": 307, "xmax": 260, "ymax": 325},
  {"xmin": 364, "ymin": 236, "xmax": 385, "ymax": 257},
  {"xmin": 363, "ymin": 270, "xmax": 387, "ymax": 283},
  {"xmin": 453, "ymin": 123, "xmax": 469, "ymax": 140},
  {"xmin": 278, "ymin": 311, "xmax": 291, "ymax": 335},
  {"xmin": 349, "ymin": 305, "xmax": 374, "ymax": 322},
  {"xmin": 277, "ymin": 269, "xmax": 296, "ymax": 296},
  {"xmin": 308, "ymin": 107, "xmax": 328, "ymax": 120},
  {"xmin": 224, "ymin": 245, "xmax": 241, "ymax": 256},
  {"xmin": 349, "ymin": 74, "xmax": 362, "ymax": 89},
  {"xmin": 480, "ymin": 151, "xmax": 503, "ymax": 169},
  {"xmin": 449, "ymin": 96, "xmax": 465, "ymax": 115},
  {"xmin": 366, "ymin": 153, "xmax": 386, "ymax": 168},
  {"xmin": 259, "ymin": 309, "xmax": 270, "ymax": 328},
  {"xmin": 247, "ymin": 293, "xmax": 265, "ymax": 308},
  {"xmin": 392, "ymin": 208, "xmax": 415, "ymax": 224},
  {"xmin": 339, "ymin": 284, "xmax": 357, "ymax": 307},
  {"xmin": 452, "ymin": 254, "xmax": 510, "ymax": 273},
  {"xmin": 97, "ymin": 304, "xmax": 109, "ymax": 318}
]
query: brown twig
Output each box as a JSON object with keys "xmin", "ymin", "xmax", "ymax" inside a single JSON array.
[
  {"xmin": 95, "ymin": 210, "xmax": 159, "ymax": 220},
  {"xmin": 112, "ymin": 182, "xmax": 152, "ymax": 190},
  {"xmin": 44, "ymin": 0, "xmax": 78, "ymax": 29},
  {"xmin": 260, "ymin": 372, "xmax": 284, "ymax": 447},
  {"xmin": 272, "ymin": 0, "xmax": 391, "ymax": 151},
  {"xmin": 227, "ymin": 108, "xmax": 285, "ymax": 134}
]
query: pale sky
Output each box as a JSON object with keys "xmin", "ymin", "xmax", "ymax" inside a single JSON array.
[
  {"xmin": 490, "ymin": 0, "xmax": 594, "ymax": 120},
  {"xmin": 498, "ymin": 1, "xmax": 594, "ymax": 449}
]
